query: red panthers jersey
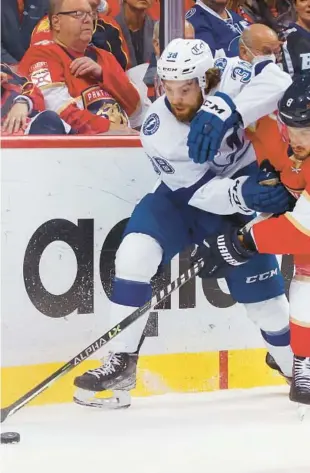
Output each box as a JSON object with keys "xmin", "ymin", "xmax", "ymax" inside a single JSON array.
[{"xmin": 247, "ymin": 116, "xmax": 310, "ymax": 258}]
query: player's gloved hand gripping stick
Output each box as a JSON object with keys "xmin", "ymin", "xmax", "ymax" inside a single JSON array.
[{"xmin": 192, "ymin": 160, "xmax": 287, "ymax": 279}]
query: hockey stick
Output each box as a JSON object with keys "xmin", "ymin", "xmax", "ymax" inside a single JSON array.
[
  {"xmin": 1, "ymin": 212, "xmax": 272, "ymax": 423},
  {"xmin": 1, "ymin": 259, "xmax": 205, "ymax": 423}
]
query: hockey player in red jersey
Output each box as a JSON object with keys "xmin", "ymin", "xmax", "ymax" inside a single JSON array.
[{"xmin": 195, "ymin": 74, "xmax": 310, "ymax": 405}]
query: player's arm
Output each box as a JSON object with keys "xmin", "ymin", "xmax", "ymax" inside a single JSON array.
[
  {"xmin": 188, "ymin": 62, "xmax": 292, "ymax": 164},
  {"xmin": 189, "ymin": 172, "xmax": 292, "ymax": 215},
  {"xmin": 189, "ymin": 155, "xmax": 292, "ymax": 215},
  {"xmin": 192, "ymin": 184, "xmax": 310, "ymax": 280},
  {"xmin": 233, "ymin": 63, "xmax": 292, "ymax": 128},
  {"xmin": 250, "ymin": 188, "xmax": 310, "ymax": 255},
  {"xmin": 18, "ymin": 47, "xmax": 111, "ymax": 134}
]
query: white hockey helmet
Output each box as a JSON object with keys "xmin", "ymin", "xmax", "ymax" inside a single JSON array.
[{"xmin": 157, "ymin": 38, "xmax": 214, "ymax": 89}]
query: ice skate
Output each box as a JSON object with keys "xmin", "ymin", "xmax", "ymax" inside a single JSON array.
[
  {"xmin": 265, "ymin": 352, "xmax": 292, "ymax": 385},
  {"xmin": 73, "ymin": 352, "xmax": 138, "ymax": 409},
  {"xmin": 289, "ymin": 356, "xmax": 310, "ymax": 420}
]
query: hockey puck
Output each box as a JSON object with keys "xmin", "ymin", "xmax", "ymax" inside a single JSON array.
[{"xmin": 0, "ymin": 432, "xmax": 20, "ymax": 444}]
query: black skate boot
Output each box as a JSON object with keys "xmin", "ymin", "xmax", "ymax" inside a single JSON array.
[
  {"xmin": 73, "ymin": 352, "xmax": 138, "ymax": 409},
  {"xmin": 289, "ymin": 356, "xmax": 310, "ymax": 405},
  {"xmin": 265, "ymin": 352, "xmax": 292, "ymax": 384}
]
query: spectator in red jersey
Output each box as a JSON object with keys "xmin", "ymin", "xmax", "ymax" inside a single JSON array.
[
  {"xmin": 1, "ymin": 63, "xmax": 72, "ymax": 135},
  {"xmin": 115, "ymin": 0, "xmax": 155, "ymax": 67},
  {"xmin": 19, "ymin": 0, "xmax": 144, "ymax": 135},
  {"xmin": 31, "ymin": 0, "xmax": 130, "ymax": 70}
]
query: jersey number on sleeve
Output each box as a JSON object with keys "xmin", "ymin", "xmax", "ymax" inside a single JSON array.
[
  {"xmin": 231, "ymin": 65, "xmax": 251, "ymax": 83},
  {"xmin": 148, "ymin": 156, "xmax": 175, "ymax": 175}
]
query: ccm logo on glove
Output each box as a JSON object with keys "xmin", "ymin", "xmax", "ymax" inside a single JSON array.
[{"xmin": 202, "ymin": 96, "xmax": 233, "ymax": 121}]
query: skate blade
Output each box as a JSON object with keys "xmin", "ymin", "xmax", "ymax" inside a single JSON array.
[
  {"xmin": 73, "ymin": 388, "xmax": 131, "ymax": 410},
  {"xmin": 297, "ymin": 404, "xmax": 309, "ymax": 421}
]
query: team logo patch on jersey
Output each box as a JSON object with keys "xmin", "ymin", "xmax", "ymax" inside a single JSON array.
[
  {"xmin": 142, "ymin": 113, "xmax": 160, "ymax": 136},
  {"xmin": 214, "ymin": 57, "xmax": 228, "ymax": 75},
  {"xmin": 185, "ymin": 8, "xmax": 196, "ymax": 20},
  {"xmin": 30, "ymin": 62, "xmax": 52, "ymax": 87}
]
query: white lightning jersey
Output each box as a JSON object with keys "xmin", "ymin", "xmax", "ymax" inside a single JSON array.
[{"xmin": 140, "ymin": 57, "xmax": 292, "ymax": 215}]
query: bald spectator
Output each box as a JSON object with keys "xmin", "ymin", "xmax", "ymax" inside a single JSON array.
[
  {"xmin": 115, "ymin": 0, "xmax": 155, "ymax": 67},
  {"xmin": 19, "ymin": 0, "xmax": 144, "ymax": 134},
  {"xmin": 238, "ymin": 22, "xmax": 283, "ymax": 66},
  {"xmin": 241, "ymin": 24, "xmax": 293, "ymax": 181},
  {"xmin": 186, "ymin": 0, "xmax": 250, "ymax": 58}
]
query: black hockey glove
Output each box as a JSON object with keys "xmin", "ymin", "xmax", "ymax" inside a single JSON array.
[{"xmin": 192, "ymin": 228, "xmax": 257, "ymax": 279}]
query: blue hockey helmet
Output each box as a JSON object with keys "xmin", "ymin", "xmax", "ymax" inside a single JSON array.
[{"xmin": 278, "ymin": 74, "xmax": 310, "ymax": 128}]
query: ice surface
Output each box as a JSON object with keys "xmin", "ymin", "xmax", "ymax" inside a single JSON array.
[{"xmin": 1, "ymin": 387, "xmax": 310, "ymax": 473}]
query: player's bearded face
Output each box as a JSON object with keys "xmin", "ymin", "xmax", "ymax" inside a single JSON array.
[
  {"xmin": 287, "ymin": 126, "xmax": 310, "ymax": 160},
  {"xmin": 163, "ymin": 80, "xmax": 203, "ymax": 122}
]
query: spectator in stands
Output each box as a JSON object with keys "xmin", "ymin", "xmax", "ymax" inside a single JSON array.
[
  {"xmin": 186, "ymin": 0, "xmax": 250, "ymax": 57},
  {"xmin": 227, "ymin": 0, "xmax": 254, "ymax": 21},
  {"xmin": 115, "ymin": 0, "xmax": 155, "ymax": 67},
  {"xmin": 282, "ymin": 0, "xmax": 310, "ymax": 77},
  {"xmin": 97, "ymin": 0, "xmax": 109, "ymax": 13},
  {"xmin": 152, "ymin": 20, "xmax": 195, "ymax": 58},
  {"xmin": 237, "ymin": 0, "xmax": 295, "ymax": 35},
  {"xmin": 32, "ymin": 0, "xmax": 130, "ymax": 70},
  {"xmin": 238, "ymin": 21, "xmax": 283, "ymax": 64},
  {"xmin": 1, "ymin": 63, "xmax": 72, "ymax": 135},
  {"xmin": 19, "ymin": 0, "xmax": 144, "ymax": 134},
  {"xmin": 1, "ymin": 0, "xmax": 49, "ymax": 66},
  {"xmin": 143, "ymin": 20, "xmax": 195, "ymax": 100},
  {"xmin": 243, "ymin": 24, "xmax": 293, "ymax": 171}
]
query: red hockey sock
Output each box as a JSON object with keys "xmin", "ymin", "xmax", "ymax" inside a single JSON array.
[{"xmin": 290, "ymin": 320, "xmax": 310, "ymax": 357}]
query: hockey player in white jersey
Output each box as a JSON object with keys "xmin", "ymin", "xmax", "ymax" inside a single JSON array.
[{"xmin": 73, "ymin": 38, "xmax": 294, "ymax": 408}]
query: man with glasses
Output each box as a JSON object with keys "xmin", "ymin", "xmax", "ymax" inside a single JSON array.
[
  {"xmin": 31, "ymin": 0, "xmax": 130, "ymax": 70},
  {"xmin": 18, "ymin": 0, "xmax": 144, "ymax": 134}
]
